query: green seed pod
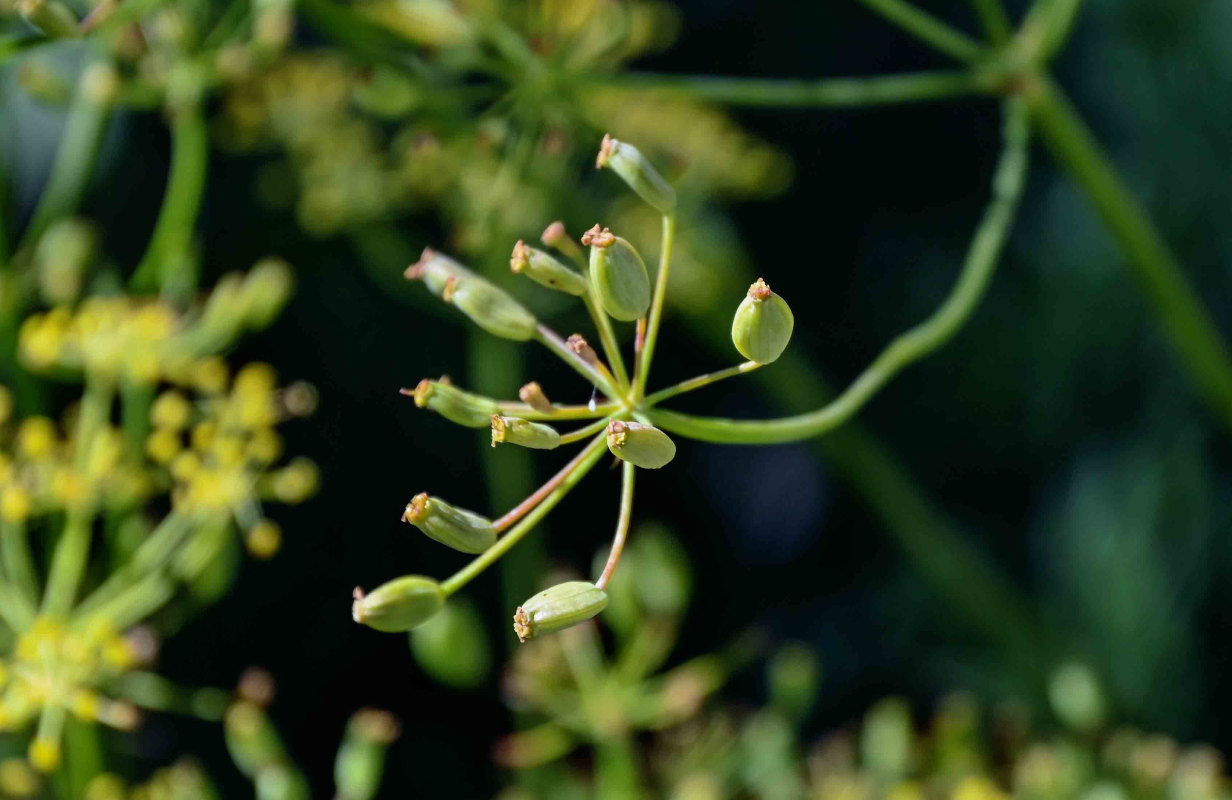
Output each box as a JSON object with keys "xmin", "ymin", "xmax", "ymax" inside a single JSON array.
[
  {"xmin": 596, "ymin": 134, "xmax": 676, "ymax": 213},
  {"xmin": 491, "ymin": 416, "xmax": 561, "ymax": 451},
  {"xmin": 401, "ymin": 492, "xmax": 495, "ymax": 553},
  {"xmin": 606, "ymin": 420, "xmax": 676, "ymax": 469},
  {"xmin": 224, "ymin": 701, "xmax": 286, "ymax": 778},
  {"xmin": 510, "ymin": 240, "xmax": 588, "ymax": 296},
  {"xmin": 334, "ymin": 710, "xmax": 400, "ymax": 800},
  {"xmin": 255, "ymin": 763, "xmax": 310, "ymax": 800},
  {"xmin": 513, "ymin": 581, "xmax": 608, "ymax": 642},
  {"xmin": 585, "ymin": 226, "xmax": 650, "ymax": 322},
  {"xmin": 352, "ymin": 576, "xmax": 444, "ymax": 633},
  {"xmin": 731, "ymin": 278, "xmax": 794, "ymax": 364},
  {"xmin": 409, "ymin": 377, "xmax": 499, "ymax": 428},
  {"xmin": 410, "ymin": 599, "xmax": 491, "ymax": 688},
  {"xmin": 442, "ymin": 275, "xmax": 537, "ymax": 341},
  {"xmin": 404, "ymin": 248, "xmax": 475, "ymax": 297}
]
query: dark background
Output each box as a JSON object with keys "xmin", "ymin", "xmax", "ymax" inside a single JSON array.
[{"xmin": 10, "ymin": 0, "xmax": 1232, "ymax": 794}]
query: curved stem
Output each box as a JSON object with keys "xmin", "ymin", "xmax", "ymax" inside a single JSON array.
[
  {"xmin": 643, "ymin": 361, "xmax": 760, "ymax": 407},
  {"xmin": 854, "ymin": 0, "xmax": 987, "ymax": 62},
  {"xmin": 130, "ymin": 103, "xmax": 208, "ymax": 293},
  {"xmin": 631, "ymin": 214, "xmax": 675, "ymax": 400},
  {"xmin": 647, "ymin": 98, "xmax": 1029, "ymax": 444},
  {"xmin": 599, "ymin": 70, "xmax": 990, "ymax": 108},
  {"xmin": 1027, "ymin": 76, "xmax": 1232, "ymax": 441},
  {"xmin": 442, "ymin": 434, "xmax": 607, "ymax": 596},
  {"xmin": 491, "ymin": 434, "xmax": 608, "ymax": 534},
  {"xmin": 535, "ymin": 324, "xmax": 623, "ymax": 401},
  {"xmin": 595, "ymin": 461, "xmax": 634, "ymax": 590}
]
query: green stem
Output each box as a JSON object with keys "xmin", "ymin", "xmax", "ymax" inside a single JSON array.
[
  {"xmin": 854, "ymin": 0, "xmax": 987, "ymax": 62},
  {"xmin": 1027, "ymin": 77, "xmax": 1232, "ymax": 440},
  {"xmin": 441, "ymin": 434, "xmax": 607, "ymax": 596},
  {"xmin": 130, "ymin": 104, "xmax": 208, "ymax": 293},
  {"xmin": 74, "ymin": 512, "xmax": 191, "ymax": 616},
  {"xmin": 582, "ymin": 292, "xmax": 630, "ymax": 389},
  {"xmin": 535, "ymin": 325, "xmax": 623, "ymax": 401},
  {"xmin": 601, "ymin": 70, "xmax": 990, "ymax": 108},
  {"xmin": 495, "ymin": 400, "xmax": 618, "ymax": 421},
  {"xmin": 648, "ymin": 99, "xmax": 1029, "ymax": 444},
  {"xmin": 631, "ymin": 214, "xmax": 675, "ymax": 400},
  {"xmin": 559, "ymin": 417, "xmax": 610, "ymax": 445},
  {"xmin": 642, "ymin": 361, "xmax": 760, "ymax": 407},
  {"xmin": 1, "ymin": 518, "xmax": 39, "ymax": 603},
  {"xmin": 21, "ymin": 62, "xmax": 111, "ymax": 252},
  {"xmin": 0, "ymin": 579, "xmax": 35, "ymax": 631},
  {"xmin": 968, "ymin": 0, "xmax": 1012, "ymax": 43},
  {"xmin": 595, "ymin": 461, "xmax": 634, "ymax": 590}
]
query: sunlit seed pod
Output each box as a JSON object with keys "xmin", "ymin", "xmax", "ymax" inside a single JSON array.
[
  {"xmin": 491, "ymin": 416, "xmax": 561, "ymax": 450},
  {"xmin": 334, "ymin": 710, "xmax": 400, "ymax": 800},
  {"xmin": 409, "ymin": 378, "xmax": 499, "ymax": 428},
  {"xmin": 352, "ymin": 577, "xmax": 444, "ymax": 633},
  {"xmin": 606, "ymin": 419, "xmax": 676, "ymax": 469},
  {"xmin": 400, "ymin": 492, "xmax": 495, "ymax": 553},
  {"xmin": 403, "ymin": 248, "xmax": 476, "ymax": 297},
  {"xmin": 510, "ymin": 240, "xmax": 588, "ymax": 296},
  {"xmin": 518, "ymin": 381, "xmax": 553, "ymax": 413},
  {"xmin": 596, "ymin": 134, "xmax": 676, "ymax": 213},
  {"xmin": 587, "ymin": 228, "xmax": 650, "ymax": 321},
  {"xmin": 441, "ymin": 275, "xmax": 538, "ymax": 341},
  {"xmin": 731, "ymin": 278, "xmax": 794, "ymax": 364},
  {"xmin": 512, "ymin": 581, "xmax": 608, "ymax": 642}
]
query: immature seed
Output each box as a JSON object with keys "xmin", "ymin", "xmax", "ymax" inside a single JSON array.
[
  {"xmin": 352, "ymin": 577, "xmax": 444, "ymax": 632},
  {"xmin": 513, "ymin": 581, "xmax": 608, "ymax": 642},
  {"xmin": 731, "ymin": 278, "xmax": 794, "ymax": 364},
  {"xmin": 606, "ymin": 419, "xmax": 676, "ymax": 469},
  {"xmin": 401, "ymin": 493, "xmax": 496, "ymax": 553}
]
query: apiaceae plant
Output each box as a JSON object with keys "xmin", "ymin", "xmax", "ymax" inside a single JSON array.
[{"xmin": 353, "ymin": 105, "xmax": 1028, "ymax": 642}]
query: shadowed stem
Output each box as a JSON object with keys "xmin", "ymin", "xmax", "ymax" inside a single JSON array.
[
  {"xmin": 1026, "ymin": 76, "xmax": 1232, "ymax": 441},
  {"xmin": 648, "ymin": 98, "xmax": 1029, "ymax": 444},
  {"xmin": 595, "ymin": 461, "xmax": 635, "ymax": 590},
  {"xmin": 631, "ymin": 214, "xmax": 675, "ymax": 400},
  {"xmin": 442, "ymin": 434, "xmax": 608, "ymax": 596},
  {"xmin": 492, "ymin": 434, "xmax": 609, "ymax": 533},
  {"xmin": 601, "ymin": 70, "xmax": 991, "ymax": 108},
  {"xmin": 968, "ymin": 0, "xmax": 1012, "ymax": 42},
  {"xmin": 854, "ymin": 0, "xmax": 987, "ymax": 62}
]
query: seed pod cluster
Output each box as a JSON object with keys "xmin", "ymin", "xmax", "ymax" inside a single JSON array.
[
  {"xmin": 731, "ymin": 278, "xmax": 794, "ymax": 364},
  {"xmin": 408, "ymin": 248, "xmax": 537, "ymax": 340},
  {"xmin": 491, "ymin": 416, "xmax": 561, "ymax": 450},
  {"xmin": 585, "ymin": 226, "xmax": 650, "ymax": 322},
  {"xmin": 606, "ymin": 419, "xmax": 676, "ymax": 469},
  {"xmin": 402, "ymin": 492, "xmax": 496, "ymax": 553},
  {"xmin": 352, "ymin": 576, "xmax": 444, "ymax": 632},
  {"xmin": 513, "ymin": 581, "xmax": 608, "ymax": 642},
  {"xmin": 596, "ymin": 134, "xmax": 676, "ymax": 213},
  {"xmin": 409, "ymin": 377, "xmax": 498, "ymax": 428}
]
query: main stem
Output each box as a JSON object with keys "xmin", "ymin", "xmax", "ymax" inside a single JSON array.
[
  {"xmin": 646, "ymin": 99, "xmax": 1028, "ymax": 444},
  {"xmin": 1027, "ymin": 76, "xmax": 1232, "ymax": 440},
  {"xmin": 595, "ymin": 461, "xmax": 635, "ymax": 590}
]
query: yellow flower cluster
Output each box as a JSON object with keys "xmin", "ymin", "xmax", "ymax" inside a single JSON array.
[{"xmin": 0, "ymin": 617, "xmax": 142, "ymax": 772}]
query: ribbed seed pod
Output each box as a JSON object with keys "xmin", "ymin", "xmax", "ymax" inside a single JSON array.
[
  {"xmin": 352, "ymin": 576, "xmax": 444, "ymax": 632},
  {"xmin": 606, "ymin": 420, "xmax": 676, "ymax": 469},
  {"xmin": 513, "ymin": 581, "xmax": 608, "ymax": 642},
  {"xmin": 595, "ymin": 134, "xmax": 676, "ymax": 213},
  {"xmin": 442, "ymin": 275, "xmax": 537, "ymax": 341},
  {"xmin": 491, "ymin": 416, "xmax": 561, "ymax": 450},
  {"xmin": 404, "ymin": 248, "xmax": 475, "ymax": 297},
  {"xmin": 585, "ymin": 226, "xmax": 650, "ymax": 322},
  {"xmin": 731, "ymin": 278, "xmax": 794, "ymax": 364},
  {"xmin": 510, "ymin": 241, "xmax": 588, "ymax": 296},
  {"xmin": 410, "ymin": 377, "xmax": 498, "ymax": 428},
  {"xmin": 401, "ymin": 493, "xmax": 495, "ymax": 553}
]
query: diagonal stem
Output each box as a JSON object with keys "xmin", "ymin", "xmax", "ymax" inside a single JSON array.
[
  {"xmin": 643, "ymin": 361, "xmax": 760, "ymax": 407},
  {"xmin": 492, "ymin": 434, "xmax": 609, "ymax": 533},
  {"xmin": 647, "ymin": 98, "xmax": 1029, "ymax": 443},
  {"xmin": 631, "ymin": 214, "xmax": 675, "ymax": 400},
  {"xmin": 441, "ymin": 434, "xmax": 608, "ymax": 596},
  {"xmin": 854, "ymin": 0, "xmax": 987, "ymax": 62},
  {"xmin": 536, "ymin": 324, "xmax": 623, "ymax": 401}
]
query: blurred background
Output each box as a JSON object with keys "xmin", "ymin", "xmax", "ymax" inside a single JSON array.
[{"xmin": 3, "ymin": 0, "xmax": 1232, "ymax": 796}]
